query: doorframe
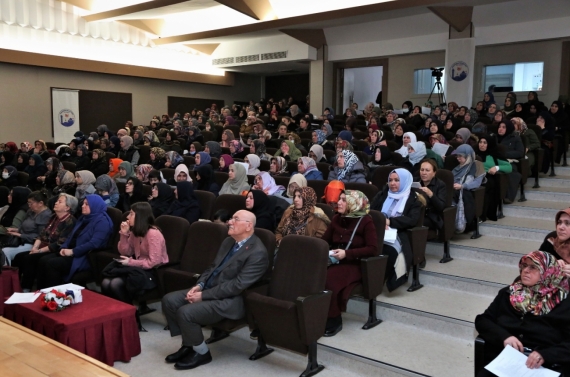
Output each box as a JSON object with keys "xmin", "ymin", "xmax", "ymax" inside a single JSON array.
[{"xmin": 333, "ymin": 58, "xmax": 389, "ymax": 114}]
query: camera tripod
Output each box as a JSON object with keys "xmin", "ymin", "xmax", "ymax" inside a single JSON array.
[{"xmin": 427, "ymin": 79, "xmax": 446, "ymax": 106}]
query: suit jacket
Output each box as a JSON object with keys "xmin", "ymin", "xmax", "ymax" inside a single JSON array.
[{"xmin": 197, "ymin": 234, "xmax": 268, "ymax": 320}]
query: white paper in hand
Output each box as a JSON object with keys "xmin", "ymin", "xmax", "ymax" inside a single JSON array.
[
  {"xmin": 384, "ymin": 227, "xmax": 398, "ymax": 243},
  {"xmin": 432, "ymin": 143, "xmax": 450, "ymax": 157},
  {"xmin": 485, "ymin": 345, "xmax": 560, "ymax": 377}
]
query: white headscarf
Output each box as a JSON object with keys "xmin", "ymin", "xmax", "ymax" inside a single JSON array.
[{"xmin": 396, "ymin": 132, "xmax": 417, "ymax": 157}]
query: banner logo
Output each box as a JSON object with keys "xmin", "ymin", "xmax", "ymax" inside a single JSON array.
[
  {"xmin": 450, "ymin": 61, "xmax": 469, "ymax": 82},
  {"xmin": 58, "ymin": 109, "xmax": 76, "ymax": 127}
]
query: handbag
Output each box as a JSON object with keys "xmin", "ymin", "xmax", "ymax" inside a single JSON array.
[
  {"xmin": 455, "ymin": 189, "xmax": 466, "ymax": 233},
  {"xmin": 1, "ymin": 235, "xmax": 23, "ymax": 248},
  {"xmin": 329, "ymin": 217, "xmax": 363, "ymax": 265}
]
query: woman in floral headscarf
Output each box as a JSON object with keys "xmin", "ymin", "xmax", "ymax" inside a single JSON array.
[
  {"xmin": 475, "ymin": 251, "xmax": 570, "ymax": 377},
  {"xmin": 135, "ymin": 164, "xmax": 153, "ymax": 184},
  {"xmin": 229, "ymin": 140, "xmax": 247, "ymax": 159},
  {"xmin": 371, "ymin": 168, "xmax": 423, "ymax": 292},
  {"xmin": 322, "ymin": 190, "xmax": 377, "ymax": 337},
  {"xmin": 269, "ymin": 156, "xmax": 289, "ymax": 177},
  {"xmin": 296, "ymin": 156, "xmax": 323, "ymax": 180},
  {"xmin": 165, "ymin": 151, "xmax": 184, "ymax": 169},
  {"xmin": 275, "ymin": 187, "xmax": 330, "ymax": 246},
  {"xmin": 328, "ymin": 150, "xmax": 366, "ymax": 184}
]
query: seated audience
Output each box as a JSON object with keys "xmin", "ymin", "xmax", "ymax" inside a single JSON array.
[
  {"xmin": 244, "ymin": 154, "xmax": 261, "ymax": 176},
  {"xmin": 108, "ymin": 158, "xmax": 123, "ymax": 179},
  {"xmin": 94, "ymin": 174, "xmax": 120, "ymax": 207},
  {"xmin": 195, "ymin": 164, "xmax": 220, "ymax": 197},
  {"xmin": 296, "ymin": 157, "xmax": 323, "ymax": 180},
  {"xmin": 74, "ymin": 170, "xmax": 97, "ymax": 202},
  {"xmin": 204, "ymin": 141, "xmax": 222, "ymax": 159},
  {"xmin": 219, "ymin": 163, "xmax": 250, "ymax": 196},
  {"xmin": 540, "ymin": 208, "xmax": 570, "ymax": 264},
  {"xmin": 371, "ymin": 169, "xmax": 423, "ymax": 291},
  {"xmin": 194, "ymin": 152, "xmax": 210, "ymax": 168},
  {"xmin": 52, "ymin": 170, "xmax": 76, "ymax": 197},
  {"xmin": 25, "ymin": 154, "xmax": 48, "ymax": 191},
  {"xmin": 0, "ymin": 187, "xmax": 31, "ymax": 238},
  {"xmin": 229, "ymin": 140, "xmax": 247, "ymax": 160},
  {"xmin": 323, "ymin": 190, "xmax": 377, "ymax": 337},
  {"xmin": 13, "ymin": 193, "xmax": 78, "ymax": 291},
  {"xmin": 89, "ymin": 149, "xmax": 109, "ymax": 177},
  {"xmin": 269, "ymin": 156, "xmax": 289, "ymax": 176},
  {"xmin": 400, "ymin": 141, "xmax": 427, "ymax": 177},
  {"xmin": 452, "ymin": 144, "xmax": 485, "ymax": 228},
  {"xmin": 149, "ymin": 147, "xmax": 166, "ymax": 170},
  {"xmin": 475, "ymin": 251, "xmax": 570, "ymax": 377},
  {"xmin": 163, "ymin": 181, "xmax": 200, "ymax": 225},
  {"xmin": 328, "ymin": 150, "xmax": 366, "ymax": 183},
  {"xmin": 149, "ymin": 182, "xmax": 174, "ymax": 218},
  {"xmin": 136, "ymin": 164, "xmax": 153, "ymax": 184},
  {"xmin": 309, "ymin": 144, "xmax": 328, "ymax": 163},
  {"xmin": 116, "ymin": 177, "xmax": 147, "ymax": 213},
  {"xmin": 174, "ymin": 164, "xmax": 192, "ymax": 184},
  {"xmin": 250, "ymin": 140, "xmax": 272, "ymax": 161},
  {"xmin": 416, "ymin": 159, "xmax": 446, "ymax": 231},
  {"xmin": 161, "ymin": 210, "xmax": 268, "ymax": 370},
  {"xmin": 218, "ymin": 154, "xmax": 233, "ymax": 173},
  {"xmin": 395, "ymin": 132, "xmax": 416, "ymax": 157},
  {"xmin": 1, "ymin": 166, "xmax": 18, "ymax": 189},
  {"xmin": 274, "ymin": 140, "xmax": 302, "ymax": 162},
  {"xmin": 36, "ymin": 194, "xmax": 113, "ymax": 288},
  {"xmin": 114, "ymin": 161, "xmax": 135, "ymax": 184},
  {"xmin": 165, "ymin": 151, "xmax": 184, "ymax": 169},
  {"xmin": 118, "ymin": 136, "xmax": 140, "ymax": 166},
  {"xmin": 245, "ymin": 190, "xmax": 274, "ymax": 231}
]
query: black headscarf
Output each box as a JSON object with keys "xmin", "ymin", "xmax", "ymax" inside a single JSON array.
[
  {"xmin": 372, "ymin": 146, "xmax": 393, "ymax": 165},
  {"xmin": 149, "ymin": 182, "xmax": 173, "ymax": 218},
  {"xmin": 475, "ymin": 134, "xmax": 503, "ymax": 165},
  {"xmin": 16, "ymin": 153, "xmax": 29, "ymax": 171},
  {"xmin": 497, "ymin": 119, "xmax": 515, "ymax": 143},
  {"xmin": 118, "ymin": 177, "xmax": 146, "ymax": 212},
  {"xmin": 195, "ymin": 164, "xmax": 216, "ymax": 192},
  {"xmin": 164, "ymin": 181, "xmax": 200, "ymax": 225},
  {"xmin": 1, "ymin": 186, "xmax": 31, "ymax": 227},
  {"xmin": 247, "ymin": 189, "xmax": 274, "ymax": 231}
]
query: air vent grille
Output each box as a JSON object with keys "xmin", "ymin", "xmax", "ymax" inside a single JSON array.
[
  {"xmin": 212, "ymin": 57, "xmax": 234, "ymax": 65},
  {"xmin": 262, "ymin": 51, "xmax": 287, "ymax": 60},
  {"xmin": 235, "ymin": 54, "xmax": 260, "ymax": 63}
]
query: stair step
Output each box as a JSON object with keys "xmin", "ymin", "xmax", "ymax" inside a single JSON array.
[
  {"xmin": 522, "ymin": 188, "xmax": 570, "ymax": 202},
  {"xmin": 427, "ymin": 239, "xmax": 535, "ymax": 265},
  {"xmin": 528, "ymin": 175, "xmax": 570, "ymax": 188},
  {"xmin": 479, "ymin": 217, "xmax": 551, "ymax": 240},
  {"xmin": 449, "ymin": 233, "xmax": 542, "ymax": 255},
  {"xmin": 502, "ymin": 202, "xmax": 560, "ymax": 220},
  {"xmin": 319, "ymin": 312, "xmax": 474, "ymax": 377}
]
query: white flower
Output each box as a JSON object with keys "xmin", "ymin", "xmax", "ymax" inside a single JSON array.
[
  {"xmin": 45, "ymin": 293, "xmax": 55, "ymax": 300},
  {"xmin": 55, "ymin": 297, "xmax": 63, "ymax": 305},
  {"xmin": 62, "ymin": 300, "xmax": 71, "ymax": 306}
]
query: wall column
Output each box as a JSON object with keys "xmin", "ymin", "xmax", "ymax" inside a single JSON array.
[
  {"xmin": 310, "ymin": 45, "xmax": 333, "ymax": 116},
  {"xmin": 444, "ymin": 38, "xmax": 476, "ymax": 107}
]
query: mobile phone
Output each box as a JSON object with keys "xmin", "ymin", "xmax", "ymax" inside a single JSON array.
[
  {"xmin": 113, "ymin": 258, "xmax": 123, "ymax": 262},
  {"xmin": 411, "ymin": 182, "xmax": 422, "ymax": 189}
]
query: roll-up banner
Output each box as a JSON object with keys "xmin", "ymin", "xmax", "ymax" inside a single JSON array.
[{"xmin": 52, "ymin": 88, "xmax": 80, "ymax": 143}]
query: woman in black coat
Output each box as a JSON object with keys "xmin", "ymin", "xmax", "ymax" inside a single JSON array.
[
  {"xmin": 163, "ymin": 181, "xmax": 200, "ymax": 225},
  {"xmin": 475, "ymin": 251, "xmax": 570, "ymax": 377},
  {"xmin": 370, "ymin": 168, "xmax": 423, "ymax": 291},
  {"xmin": 116, "ymin": 177, "xmax": 147, "ymax": 213},
  {"xmin": 415, "ymin": 159, "xmax": 446, "ymax": 231},
  {"xmin": 25, "ymin": 154, "xmax": 48, "ymax": 191},
  {"xmin": 89, "ymin": 149, "xmax": 109, "ymax": 177}
]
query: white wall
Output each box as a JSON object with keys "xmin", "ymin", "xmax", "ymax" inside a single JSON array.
[
  {"xmin": 342, "ymin": 66, "xmax": 383, "ymax": 111},
  {"xmin": 0, "ymin": 63, "xmax": 262, "ymax": 143}
]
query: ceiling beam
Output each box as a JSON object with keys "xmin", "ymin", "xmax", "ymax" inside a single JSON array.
[
  {"xmin": 120, "ymin": 19, "xmax": 165, "ymax": 35},
  {"xmin": 428, "ymin": 6, "xmax": 473, "ymax": 32},
  {"xmin": 184, "ymin": 43, "xmax": 220, "ymax": 55},
  {"xmin": 62, "ymin": 0, "xmax": 93, "ymax": 10},
  {"xmin": 154, "ymin": 0, "xmax": 457, "ymax": 45},
  {"xmin": 280, "ymin": 29, "xmax": 326, "ymax": 49},
  {"xmin": 214, "ymin": 0, "xmax": 276, "ymax": 21},
  {"xmin": 83, "ymin": 0, "xmax": 189, "ymax": 22}
]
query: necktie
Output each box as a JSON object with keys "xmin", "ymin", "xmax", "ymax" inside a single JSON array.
[{"xmin": 204, "ymin": 242, "xmax": 240, "ymax": 290}]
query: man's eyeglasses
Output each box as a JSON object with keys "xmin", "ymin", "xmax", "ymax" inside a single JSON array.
[{"xmin": 229, "ymin": 217, "xmax": 251, "ymax": 223}]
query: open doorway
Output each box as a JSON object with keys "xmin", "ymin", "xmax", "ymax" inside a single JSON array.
[{"xmin": 342, "ymin": 66, "xmax": 383, "ymax": 113}]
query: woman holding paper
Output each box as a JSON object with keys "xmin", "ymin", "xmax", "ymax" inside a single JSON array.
[
  {"xmin": 475, "ymin": 251, "xmax": 570, "ymax": 376},
  {"xmin": 416, "ymin": 159, "xmax": 447, "ymax": 231},
  {"xmin": 370, "ymin": 168, "xmax": 424, "ymax": 292}
]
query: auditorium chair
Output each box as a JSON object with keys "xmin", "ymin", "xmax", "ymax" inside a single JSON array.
[
  {"xmin": 307, "ymin": 180, "xmax": 329, "ymax": 202},
  {"xmin": 213, "ymin": 171, "xmax": 229, "ymax": 187},
  {"xmin": 273, "ymin": 175, "xmax": 290, "ymax": 188},
  {"xmin": 354, "ymin": 151, "xmax": 369, "ymax": 165},
  {"xmin": 159, "ymin": 222, "xmax": 228, "ymax": 295},
  {"xmin": 259, "ymin": 159, "xmax": 270, "ymax": 172},
  {"xmin": 183, "ymin": 156, "xmax": 195, "ymax": 168},
  {"xmin": 193, "ymin": 190, "xmax": 215, "ymax": 220},
  {"xmin": 390, "ymin": 152, "xmax": 403, "ymax": 165},
  {"xmin": 246, "ymin": 235, "xmax": 331, "ymax": 377},
  {"xmin": 138, "ymin": 145, "xmax": 151, "ymax": 165},
  {"xmin": 211, "ymin": 194, "xmax": 246, "ymax": 220},
  {"xmin": 225, "ymin": 125, "xmax": 241, "ymax": 139},
  {"xmin": 202, "ymin": 130, "xmax": 214, "ymax": 143},
  {"xmin": 287, "ymin": 161, "xmax": 298, "ymax": 174},
  {"xmin": 323, "ymin": 150, "xmax": 336, "ymax": 161},
  {"xmin": 428, "ymin": 169, "xmax": 458, "ymax": 263},
  {"xmin": 204, "ymin": 228, "xmax": 275, "ymax": 344},
  {"xmin": 349, "ymin": 210, "xmax": 389, "ymax": 329},
  {"xmin": 105, "ymin": 152, "xmax": 116, "ymax": 161},
  {"xmin": 214, "ymin": 125, "xmax": 223, "ymax": 141},
  {"xmin": 0, "ymin": 186, "xmax": 9, "ymax": 207},
  {"xmin": 316, "ymin": 162, "xmax": 331, "ymax": 179},
  {"xmin": 353, "ymin": 131, "xmax": 368, "ymax": 140},
  {"xmin": 160, "ymin": 168, "xmax": 175, "ymax": 183},
  {"xmin": 210, "ymin": 157, "xmax": 220, "ymax": 170},
  {"xmin": 405, "ymin": 197, "xmax": 429, "ymax": 292},
  {"xmin": 116, "ymin": 181, "xmax": 126, "ymax": 195},
  {"xmin": 344, "ymin": 182, "xmax": 378, "ymax": 203},
  {"xmin": 315, "ymin": 203, "xmax": 334, "ymax": 221},
  {"xmin": 370, "ymin": 166, "xmax": 394, "ymax": 192},
  {"xmin": 299, "ymin": 131, "xmax": 313, "ymax": 140},
  {"xmin": 470, "ymin": 186, "xmax": 486, "ymax": 239},
  {"xmin": 62, "ymin": 161, "xmax": 76, "ymax": 174},
  {"xmin": 352, "ymin": 140, "xmax": 369, "ymax": 151}
]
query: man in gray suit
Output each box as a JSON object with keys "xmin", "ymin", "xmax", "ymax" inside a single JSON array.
[{"xmin": 162, "ymin": 210, "xmax": 269, "ymax": 370}]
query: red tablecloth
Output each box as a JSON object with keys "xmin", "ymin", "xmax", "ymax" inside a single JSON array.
[
  {"xmin": 1, "ymin": 266, "xmax": 22, "ymax": 315},
  {"xmin": 3, "ymin": 289, "xmax": 141, "ymax": 366}
]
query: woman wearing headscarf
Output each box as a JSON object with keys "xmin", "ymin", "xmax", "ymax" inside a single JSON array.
[
  {"xmin": 94, "ymin": 174, "xmax": 120, "ymax": 207},
  {"xmin": 116, "ymin": 177, "xmax": 146, "ymax": 213},
  {"xmin": 173, "ymin": 164, "xmax": 192, "ymax": 185},
  {"xmin": 540, "ymin": 208, "xmax": 570, "ymax": 265},
  {"xmin": 132, "ymin": 130, "xmax": 144, "ymax": 146},
  {"xmin": 218, "ymin": 154, "xmax": 233, "ymax": 173},
  {"xmin": 220, "ymin": 129, "xmax": 235, "ymax": 149},
  {"xmin": 108, "ymin": 136, "xmax": 121, "ymax": 155},
  {"xmin": 309, "ymin": 144, "xmax": 327, "ymax": 164},
  {"xmin": 108, "ymin": 158, "xmax": 123, "ymax": 179},
  {"xmin": 88, "ymin": 149, "xmax": 109, "ymax": 177},
  {"xmin": 550, "ymin": 100, "xmax": 570, "ymax": 163},
  {"xmin": 400, "ymin": 141, "xmax": 428, "ymax": 177},
  {"xmin": 118, "ymin": 136, "xmax": 140, "ymax": 166},
  {"xmin": 536, "ymin": 111, "xmax": 556, "ymax": 174},
  {"xmin": 36, "ymin": 195, "xmax": 113, "ymax": 288},
  {"xmin": 274, "ymin": 140, "xmax": 302, "ymax": 162},
  {"xmin": 275, "ymin": 186, "xmax": 330, "ymax": 247},
  {"xmin": 512, "ymin": 117, "xmax": 540, "ymax": 168},
  {"xmin": 363, "ymin": 130, "xmax": 385, "ymax": 156},
  {"xmin": 164, "ymin": 181, "xmax": 200, "ymax": 225},
  {"xmin": 16, "ymin": 153, "xmax": 29, "ymax": 171},
  {"xmin": 219, "ymin": 163, "xmax": 250, "ymax": 196},
  {"xmin": 135, "ymin": 164, "xmax": 153, "ymax": 184},
  {"xmin": 186, "ymin": 127, "xmax": 204, "ymax": 151},
  {"xmin": 149, "ymin": 182, "xmax": 174, "ymax": 217},
  {"xmin": 250, "ymin": 140, "xmax": 272, "ymax": 161},
  {"xmin": 252, "ymin": 171, "xmax": 286, "ymax": 197},
  {"xmin": 52, "ymin": 170, "xmax": 76, "ymax": 198},
  {"xmin": 371, "ymin": 168, "xmax": 423, "ymax": 290},
  {"xmin": 454, "ymin": 128, "xmax": 472, "ymax": 146},
  {"xmin": 328, "ymin": 150, "xmax": 366, "ymax": 184},
  {"xmin": 267, "ymin": 156, "xmax": 287, "ymax": 177},
  {"xmin": 148, "ymin": 147, "xmax": 166, "ymax": 170},
  {"xmin": 204, "ymin": 141, "xmax": 222, "ymax": 159},
  {"xmin": 74, "ymin": 170, "xmax": 97, "ymax": 202},
  {"xmin": 193, "ymin": 151, "xmax": 210, "ymax": 169},
  {"xmin": 195, "ymin": 164, "xmax": 220, "ymax": 197},
  {"xmin": 244, "ymin": 154, "xmax": 260, "ymax": 176},
  {"xmin": 483, "ymin": 91, "xmax": 495, "ymax": 108},
  {"xmin": 0, "ymin": 187, "xmax": 31, "ymax": 238},
  {"xmin": 395, "ymin": 132, "xmax": 416, "ymax": 157},
  {"xmin": 114, "ymin": 161, "xmax": 135, "ymax": 184},
  {"xmin": 245, "ymin": 190, "xmax": 275, "ymax": 231},
  {"xmin": 0, "ymin": 151, "xmax": 15, "ymax": 171},
  {"xmin": 475, "ymin": 251, "xmax": 570, "ymax": 377},
  {"xmin": 496, "ymin": 120, "xmax": 524, "ymax": 203},
  {"xmin": 165, "ymin": 151, "xmax": 184, "ymax": 169},
  {"xmin": 310, "ymin": 129, "xmax": 333, "ymax": 152},
  {"xmin": 452, "ymin": 144, "xmax": 485, "ymax": 228},
  {"xmin": 229, "ymin": 140, "xmax": 247, "ymax": 160},
  {"xmin": 25, "ymin": 154, "xmax": 48, "ymax": 191},
  {"xmin": 0, "ymin": 166, "xmax": 18, "ymax": 189},
  {"xmin": 296, "ymin": 156, "xmax": 323, "ymax": 180},
  {"xmin": 525, "ymin": 91, "xmax": 545, "ymax": 114},
  {"xmin": 476, "ymin": 133, "xmax": 513, "ymax": 220},
  {"xmin": 37, "ymin": 157, "xmax": 63, "ymax": 192},
  {"xmin": 160, "ymin": 131, "xmax": 182, "ymax": 154},
  {"xmin": 322, "ymin": 190, "xmax": 378, "ymax": 337},
  {"xmin": 368, "ymin": 145, "xmax": 394, "ymax": 172},
  {"xmin": 72, "ymin": 144, "xmax": 91, "ymax": 172},
  {"xmin": 143, "ymin": 131, "xmax": 161, "ymax": 147}
]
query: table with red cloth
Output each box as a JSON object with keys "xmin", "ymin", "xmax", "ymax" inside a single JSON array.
[
  {"xmin": 3, "ymin": 289, "xmax": 141, "ymax": 366},
  {"xmin": 0, "ymin": 266, "xmax": 22, "ymax": 315}
]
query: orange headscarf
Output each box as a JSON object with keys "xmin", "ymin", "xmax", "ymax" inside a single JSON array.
[{"xmin": 108, "ymin": 158, "xmax": 123, "ymax": 178}]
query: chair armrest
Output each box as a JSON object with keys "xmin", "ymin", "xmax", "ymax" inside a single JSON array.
[
  {"xmin": 160, "ymin": 268, "xmax": 200, "ymax": 296},
  {"xmin": 296, "ymin": 291, "xmax": 332, "ymax": 345},
  {"xmin": 151, "ymin": 261, "xmax": 181, "ymax": 271},
  {"xmin": 471, "ymin": 187, "xmax": 486, "ymax": 218},
  {"xmin": 407, "ymin": 226, "xmax": 429, "ymax": 266},
  {"xmin": 440, "ymin": 206, "xmax": 458, "ymax": 243},
  {"xmin": 474, "ymin": 336, "xmax": 486, "ymax": 377},
  {"xmin": 360, "ymin": 255, "xmax": 389, "ymax": 299}
]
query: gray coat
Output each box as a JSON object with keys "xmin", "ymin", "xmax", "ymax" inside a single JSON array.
[
  {"xmin": 327, "ymin": 161, "xmax": 367, "ymax": 183},
  {"xmin": 197, "ymin": 234, "xmax": 268, "ymax": 320}
]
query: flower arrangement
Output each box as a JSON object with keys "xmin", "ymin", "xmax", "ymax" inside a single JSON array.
[{"xmin": 39, "ymin": 289, "xmax": 78, "ymax": 312}]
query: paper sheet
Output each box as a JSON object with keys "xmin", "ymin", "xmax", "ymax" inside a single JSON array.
[
  {"xmin": 422, "ymin": 106, "xmax": 432, "ymax": 115},
  {"xmin": 40, "ymin": 283, "xmax": 85, "ymax": 293},
  {"xmin": 485, "ymin": 345, "xmax": 560, "ymax": 377},
  {"xmin": 393, "ymin": 109, "xmax": 404, "ymax": 115},
  {"xmin": 384, "ymin": 227, "xmax": 398, "ymax": 243},
  {"xmin": 4, "ymin": 292, "xmax": 41, "ymax": 304},
  {"xmin": 431, "ymin": 143, "xmax": 450, "ymax": 157}
]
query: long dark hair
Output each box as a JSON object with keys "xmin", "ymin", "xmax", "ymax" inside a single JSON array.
[{"xmin": 130, "ymin": 202, "xmax": 157, "ymax": 237}]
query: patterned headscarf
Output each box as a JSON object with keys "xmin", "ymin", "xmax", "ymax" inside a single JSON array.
[
  {"xmin": 336, "ymin": 150, "xmax": 360, "ymax": 181},
  {"xmin": 136, "ymin": 164, "xmax": 153, "ymax": 183},
  {"xmin": 314, "ymin": 130, "xmax": 327, "ymax": 144},
  {"xmin": 144, "ymin": 131, "xmax": 160, "ymax": 144},
  {"xmin": 150, "ymin": 147, "xmax": 166, "ymax": 160},
  {"xmin": 166, "ymin": 151, "xmax": 184, "ymax": 168},
  {"xmin": 298, "ymin": 157, "xmax": 318, "ymax": 176},
  {"xmin": 510, "ymin": 251, "xmax": 569, "ymax": 316},
  {"xmin": 321, "ymin": 123, "xmax": 333, "ymax": 136},
  {"xmin": 342, "ymin": 190, "xmax": 370, "ymax": 218},
  {"xmin": 256, "ymin": 171, "xmax": 284, "ymax": 195},
  {"xmin": 58, "ymin": 170, "xmax": 75, "ymax": 186},
  {"xmin": 230, "ymin": 140, "xmax": 243, "ymax": 154},
  {"xmin": 281, "ymin": 187, "xmax": 318, "ymax": 237},
  {"xmin": 270, "ymin": 156, "xmax": 288, "ymax": 175}
]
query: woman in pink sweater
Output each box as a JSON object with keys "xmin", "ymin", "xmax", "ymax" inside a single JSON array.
[{"xmin": 101, "ymin": 202, "xmax": 168, "ymax": 305}]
